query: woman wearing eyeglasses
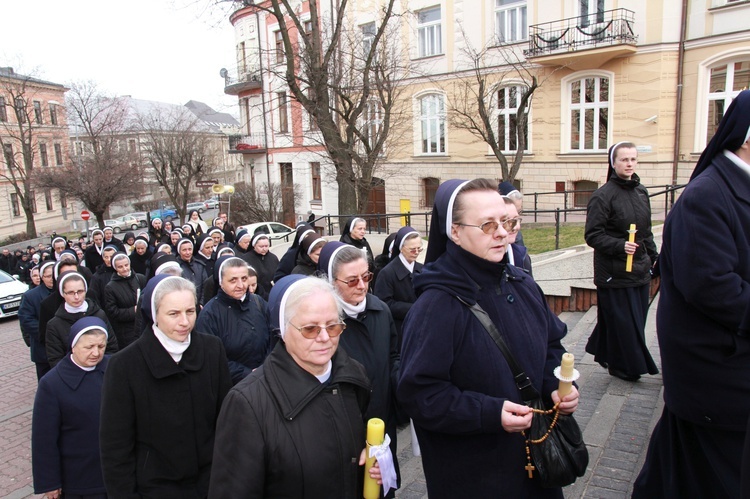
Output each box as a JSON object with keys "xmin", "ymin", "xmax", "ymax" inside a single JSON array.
[
  {"xmin": 209, "ymin": 275, "xmax": 384, "ymax": 497},
  {"xmin": 374, "ymin": 226, "xmax": 424, "ymax": 349},
  {"xmin": 318, "ymin": 241, "xmax": 402, "ymax": 497},
  {"xmin": 45, "ymin": 271, "xmax": 118, "ymax": 368},
  {"xmin": 397, "ymin": 179, "xmax": 577, "ymax": 499},
  {"xmin": 584, "ymin": 142, "xmax": 659, "ymax": 382},
  {"xmin": 502, "ymin": 197, "xmax": 532, "ymax": 276}
]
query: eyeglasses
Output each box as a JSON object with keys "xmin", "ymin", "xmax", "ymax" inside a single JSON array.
[
  {"xmin": 404, "ymin": 246, "xmax": 424, "ymax": 254},
  {"xmin": 289, "ymin": 322, "xmax": 347, "ymax": 339},
  {"xmin": 336, "ymin": 271, "xmax": 374, "ymax": 287},
  {"xmin": 64, "ymin": 289, "xmax": 85, "ymax": 297},
  {"xmin": 456, "ymin": 217, "xmax": 522, "ymax": 235}
]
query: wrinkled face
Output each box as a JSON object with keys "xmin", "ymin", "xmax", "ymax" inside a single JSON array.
[
  {"xmin": 114, "ymin": 257, "xmax": 131, "ymax": 277},
  {"xmin": 237, "ymin": 237, "xmax": 250, "ymax": 251},
  {"xmin": 505, "ymin": 203, "xmax": 520, "ymax": 245},
  {"xmin": 200, "ymin": 239, "xmax": 214, "ymax": 257},
  {"xmin": 102, "ymin": 250, "xmax": 115, "ymax": 267},
  {"xmin": 71, "ymin": 332, "xmax": 107, "ymax": 368},
  {"xmin": 284, "ymin": 290, "xmax": 340, "ymax": 376},
  {"xmin": 135, "ymin": 244, "xmax": 147, "ymax": 255},
  {"xmin": 179, "ymin": 244, "xmax": 193, "ymax": 262},
  {"xmin": 254, "ymin": 238, "xmax": 270, "ymax": 256},
  {"xmin": 211, "ymin": 232, "xmax": 223, "ymax": 246},
  {"xmin": 30, "ymin": 269, "xmax": 40, "ymax": 285},
  {"xmin": 333, "ymin": 258, "xmax": 369, "ymax": 306},
  {"xmin": 248, "ymin": 275, "xmax": 258, "ymax": 294},
  {"xmin": 309, "ymin": 244, "xmax": 323, "ymax": 264},
  {"xmin": 93, "ymin": 234, "xmax": 103, "ymax": 246},
  {"xmin": 41, "ymin": 268, "xmax": 54, "ymax": 289},
  {"xmin": 155, "ymin": 290, "xmax": 196, "ymax": 343},
  {"xmin": 104, "ymin": 229, "xmax": 113, "ymax": 240},
  {"xmin": 451, "ymin": 190, "xmax": 509, "ymax": 263},
  {"xmin": 350, "ymin": 221, "xmax": 366, "ymax": 241},
  {"xmin": 220, "ymin": 265, "xmax": 249, "ymax": 300},
  {"xmin": 400, "ymin": 236, "xmax": 424, "ymax": 264},
  {"xmin": 62, "ymin": 279, "xmax": 86, "ymax": 308},
  {"xmin": 613, "ymin": 147, "xmax": 638, "ymax": 180}
]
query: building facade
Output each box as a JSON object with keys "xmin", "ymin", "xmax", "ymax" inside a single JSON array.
[{"xmin": 224, "ymin": 0, "xmax": 750, "ymax": 232}]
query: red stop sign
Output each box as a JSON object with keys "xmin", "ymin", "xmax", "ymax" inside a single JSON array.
[{"xmin": 81, "ymin": 210, "xmax": 91, "ymax": 221}]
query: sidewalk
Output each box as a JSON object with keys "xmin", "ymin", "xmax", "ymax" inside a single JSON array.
[{"xmin": 0, "ymin": 298, "xmax": 663, "ymax": 499}]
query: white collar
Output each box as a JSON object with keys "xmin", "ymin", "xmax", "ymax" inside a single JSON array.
[
  {"xmin": 314, "ymin": 361, "xmax": 333, "ymax": 383},
  {"xmin": 153, "ymin": 324, "xmax": 191, "ymax": 363},
  {"xmin": 341, "ymin": 295, "xmax": 367, "ymax": 319},
  {"xmin": 64, "ymin": 301, "xmax": 89, "ymax": 314},
  {"xmin": 398, "ymin": 253, "xmax": 415, "ymax": 273},
  {"xmin": 507, "ymin": 244, "xmax": 516, "ymax": 266},
  {"xmin": 724, "ymin": 150, "xmax": 750, "ymax": 178}
]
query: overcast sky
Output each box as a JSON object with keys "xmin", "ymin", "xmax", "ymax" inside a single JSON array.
[{"xmin": 0, "ymin": 0, "xmax": 238, "ymax": 116}]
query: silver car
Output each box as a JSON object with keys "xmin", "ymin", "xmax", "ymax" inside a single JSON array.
[{"xmin": 0, "ymin": 270, "xmax": 29, "ymax": 318}]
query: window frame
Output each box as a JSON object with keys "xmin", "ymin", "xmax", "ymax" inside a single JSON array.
[
  {"xmin": 39, "ymin": 143, "xmax": 49, "ymax": 167},
  {"xmin": 311, "ymin": 162, "xmax": 322, "ymax": 201},
  {"xmin": 417, "ymin": 6, "xmax": 443, "ymax": 58},
  {"xmin": 495, "ymin": 84, "xmax": 531, "ymax": 153},
  {"xmin": 422, "ymin": 177, "xmax": 440, "ymax": 208},
  {"xmin": 562, "ymin": 72, "xmax": 612, "ymax": 153},
  {"xmin": 3, "ymin": 143, "xmax": 13, "ymax": 168},
  {"xmin": 44, "ymin": 189, "xmax": 53, "ymax": 211},
  {"xmin": 15, "ymin": 97, "xmax": 26, "ymax": 124},
  {"xmin": 417, "ymin": 93, "xmax": 447, "ymax": 155},
  {"xmin": 0, "ymin": 97, "xmax": 6, "ymax": 122},
  {"xmin": 277, "ymin": 91, "xmax": 289, "ymax": 133},
  {"xmin": 275, "ymin": 30, "xmax": 285, "ymax": 65},
  {"xmin": 495, "ymin": 0, "xmax": 528, "ymax": 43},
  {"xmin": 54, "ymin": 143, "xmax": 63, "ymax": 165},
  {"xmin": 49, "ymin": 103, "xmax": 58, "ymax": 125}
]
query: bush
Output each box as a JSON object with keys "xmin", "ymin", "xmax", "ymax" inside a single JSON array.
[{"xmin": 0, "ymin": 232, "xmax": 29, "ymax": 246}]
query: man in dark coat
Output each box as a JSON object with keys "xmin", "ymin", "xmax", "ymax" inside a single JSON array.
[
  {"xmin": 18, "ymin": 261, "xmax": 55, "ymax": 380},
  {"xmin": 0, "ymin": 248, "xmax": 15, "ymax": 273},
  {"xmin": 88, "ymin": 246, "xmax": 117, "ymax": 308},
  {"xmin": 634, "ymin": 90, "xmax": 750, "ymax": 498}
]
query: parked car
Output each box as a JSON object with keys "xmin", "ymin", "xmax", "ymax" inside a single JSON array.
[
  {"xmin": 113, "ymin": 215, "xmax": 141, "ymax": 231},
  {"xmin": 149, "ymin": 208, "xmax": 177, "ymax": 222},
  {"xmin": 203, "ymin": 197, "xmax": 219, "ymax": 210},
  {"xmin": 87, "ymin": 218, "xmax": 135, "ymax": 235},
  {"xmin": 237, "ymin": 222, "xmax": 295, "ymax": 242},
  {"xmin": 0, "ymin": 269, "xmax": 29, "ymax": 318},
  {"xmin": 186, "ymin": 201, "xmax": 208, "ymax": 213},
  {"xmin": 124, "ymin": 212, "xmax": 149, "ymax": 228}
]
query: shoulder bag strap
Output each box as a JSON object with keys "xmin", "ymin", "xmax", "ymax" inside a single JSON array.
[{"xmin": 456, "ymin": 296, "xmax": 540, "ymax": 403}]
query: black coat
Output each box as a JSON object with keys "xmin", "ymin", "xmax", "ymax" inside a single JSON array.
[
  {"xmin": 208, "ymin": 342, "xmax": 370, "ymax": 498},
  {"xmin": 100, "ymin": 329, "xmax": 232, "ymax": 499},
  {"xmin": 18, "ymin": 284, "xmax": 52, "ymax": 363},
  {"xmin": 32, "ymin": 355, "xmax": 109, "ymax": 495},
  {"xmin": 585, "ymin": 173, "xmax": 658, "ymax": 288},
  {"xmin": 89, "ymin": 265, "xmax": 115, "ymax": 308},
  {"xmin": 104, "ymin": 272, "xmax": 147, "ymax": 349},
  {"xmin": 84, "ymin": 245, "xmax": 105, "ymax": 272},
  {"xmin": 241, "ymin": 250, "xmax": 279, "ymax": 300},
  {"xmin": 195, "ymin": 290, "xmax": 271, "ymax": 385},
  {"xmin": 178, "ymin": 258, "xmax": 207, "ymax": 306},
  {"xmin": 129, "ymin": 249, "xmax": 152, "ymax": 277},
  {"xmin": 373, "ymin": 256, "xmax": 423, "ymax": 341},
  {"xmin": 45, "ymin": 299, "xmax": 119, "ymax": 367},
  {"xmin": 340, "ymin": 233, "xmax": 375, "ymax": 273}
]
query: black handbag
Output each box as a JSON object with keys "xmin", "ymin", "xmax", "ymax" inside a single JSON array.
[{"xmin": 459, "ymin": 298, "xmax": 589, "ymax": 488}]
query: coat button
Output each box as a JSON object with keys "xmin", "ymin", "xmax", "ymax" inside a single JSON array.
[{"xmin": 507, "ymin": 294, "xmax": 515, "ymax": 303}]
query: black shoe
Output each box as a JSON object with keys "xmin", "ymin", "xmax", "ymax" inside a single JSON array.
[
  {"xmin": 608, "ymin": 367, "xmax": 640, "ymax": 381},
  {"xmin": 598, "ymin": 361, "xmax": 609, "ymax": 369}
]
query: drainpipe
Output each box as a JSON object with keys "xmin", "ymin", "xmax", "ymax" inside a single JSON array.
[
  {"xmin": 256, "ymin": 9, "xmax": 272, "ymax": 187},
  {"xmin": 671, "ymin": 0, "xmax": 688, "ymax": 192}
]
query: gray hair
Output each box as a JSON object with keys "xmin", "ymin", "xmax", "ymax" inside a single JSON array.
[
  {"xmin": 153, "ymin": 276, "xmax": 196, "ymax": 318},
  {"xmin": 219, "ymin": 257, "xmax": 249, "ymax": 286},
  {"xmin": 331, "ymin": 245, "xmax": 368, "ymax": 280},
  {"xmin": 281, "ymin": 277, "xmax": 342, "ymax": 339}
]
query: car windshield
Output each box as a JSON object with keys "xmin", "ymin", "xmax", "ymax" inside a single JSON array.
[{"xmin": 0, "ymin": 270, "xmax": 14, "ymax": 284}]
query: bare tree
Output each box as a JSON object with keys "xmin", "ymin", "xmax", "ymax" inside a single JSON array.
[
  {"xmin": 0, "ymin": 72, "xmax": 50, "ymax": 237},
  {"xmin": 35, "ymin": 82, "xmax": 143, "ymax": 229},
  {"xmin": 137, "ymin": 107, "xmax": 220, "ymax": 221},
  {"xmin": 231, "ymin": 181, "xmax": 301, "ymax": 225},
  {"xmin": 250, "ymin": 0, "xmax": 407, "ymax": 214},
  {"xmin": 448, "ymin": 35, "xmax": 542, "ymax": 183}
]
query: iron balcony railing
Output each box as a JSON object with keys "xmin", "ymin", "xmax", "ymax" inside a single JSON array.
[
  {"xmin": 222, "ymin": 67, "xmax": 262, "ymax": 93},
  {"xmin": 525, "ymin": 8, "xmax": 637, "ymax": 58},
  {"xmin": 228, "ymin": 133, "xmax": 266, "ymax": 151}
]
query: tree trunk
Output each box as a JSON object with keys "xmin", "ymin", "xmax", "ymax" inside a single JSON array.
[
  {"xmin": 94, "ymin": 213, "xmax": 106, "ymax": 231},
  {"xmin": 23, "ymin": 205, "xmax": 37, "ymax": 239},
  {"xmin": 336, "ymin": 171, "xmax": 357, "ymax": 216}
]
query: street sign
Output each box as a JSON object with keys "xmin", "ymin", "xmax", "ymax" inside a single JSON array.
[
  {"xmin": 81, "ymin": 210, "xmax": 91, "ymax": 221},
  {"xmin": 196, "ymin": 179, "xmax": 219, "ymax": 187}
]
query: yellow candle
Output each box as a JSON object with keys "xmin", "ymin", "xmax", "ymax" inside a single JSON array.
[
  {"xmin": 363, "ymin": 418, "xmax": 385, "ymax": 499},
  {"xmin": 625, "ymin": 224, "xmax": 636, "ymax": 272},
  {"xmin": 558, "ymin": 353, "xmax": 575, "ymax": 398}
]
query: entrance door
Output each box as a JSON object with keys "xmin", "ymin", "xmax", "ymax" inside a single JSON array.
[{"xmin": 364, "ymin": 177, "xmax": 386, "ymax": 232}]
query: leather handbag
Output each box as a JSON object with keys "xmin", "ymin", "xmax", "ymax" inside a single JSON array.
[{"xmin": 459, "ymin": 298, "xmax": 589, "ymax": 488}]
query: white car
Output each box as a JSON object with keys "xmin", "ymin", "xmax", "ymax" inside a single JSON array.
[
  {"xmin": 0, "ymin": 270, "xmax": 29, "ymax": 318},
  {"xmin": 238, "ymin": 222, "xmax": 295, "ymax": 242}
]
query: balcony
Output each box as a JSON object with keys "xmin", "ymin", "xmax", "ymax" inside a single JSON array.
[
  {"xmin": 223, "ymin": 67, "xmax": 262, "ymax": 95},
  {"xmin": 228, "ymin": 133, "xmax": 266, "ymax": 154},
  {"xmin": 525, "ymin": 9, "xmax": 637, "ymax": 70}
]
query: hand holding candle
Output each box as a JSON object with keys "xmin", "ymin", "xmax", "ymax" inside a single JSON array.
[
  {"xmin": 625, "ymin": 224, "xmax": 637, "ymax": 272},
  {"xmin": 364, "ymin": 418, "xmax": 385, "ymax": 499},
  {"xmin": 554, "ymin": 353, "xmax": 580, "ymax": 399}
]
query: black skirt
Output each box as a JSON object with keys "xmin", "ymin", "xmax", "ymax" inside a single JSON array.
[
  {"xmin": 633, "ymin": 406, "xmax": 743, "ymax": 498},
  {"xmin": 585, "ymin": 284, "xmax": 659, "ymax": 376}
]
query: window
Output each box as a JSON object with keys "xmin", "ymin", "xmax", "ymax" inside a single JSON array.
[
  {"xmin": 496, "ymin": 0, "xmax": 527, "ymax": 43},
  {"xmin": 49, "ymin": 103, "xmax": 58, "ymax": 125},
  {"xmin": 44, "ymin": 189, "xmax": 53, "ymax": 211},
  {"xmin": 0, "ymin": 97, "xmax": 6, "ymax": 122},
  {"xmin": 311, "ymin": 162, "xmax": 322, "ymax": 200},
  {"xmin": 128, "ymin": 139, "xmax": 137, "ymax": 153},
  {"xmin": 304, "ymin": 20, "xmax": 313, "ymax": 38},
  {"xmin": 573, "ymin": 180, "xmax": 598, "ymax": 207},
  {"xmin": 417, "ymin": 7, "xmax": 442, "ymax": 58},
  {"xmin": 707, "ymin": 61, "xmax": 750, "ymax": 144},
  {"xmin": 29, "ymin": 190, "xmax": 37, "ymax": 214},
  {"xmin": 569, "ymin": 76, "xmax": 609, "ymax": 151},
  {"xmin": 422, "ymin": 177, "xmax": 440, "ymax": 207},
  {"xmin": 75, "ymin": 141, "xmax": 83, "ymax": 156},
  {"xmin": 277, "ymin": 92, "xmax": 289, "ymax": 133},
  {"xmin": 33, "ymin": 101, "xmax": 43, "ymax": 124},
  {"xmin": 275, "ymin": 31, "xmax": 285, "ymax": 64},
  {"xmin": 419, "ymin": 94, "xmax": 446, "ymax": 154},
  {"xmin": 59, "ymin": 190, "xmax": 67, "ymax": 208},
  {"xmin": 39, "ymin": 144, "xmax": 48, "ymax": 167},
  {"xmin": 9, "ymin": 193, "xmax": 20, "ymax": 217},
  {"xmin": 496, "ymin": 85, "xmax": 529, "ymax": 151},
  {"xmin": 362, "ymin": 22, "xmax": 376, "ymax": 58},
  {"xmin": 579, "ymin": 0, "xmax": 605, "ymax": 27},
  {"xmin": 364, "ymin": 99, "xmax": 383, "ymax": 148},
  {"xmin": 3, "ymin": 143, "xmax": 13, "ymax": 168},
  {"xmin": 54, "ymin": 143, "xmax": 63, "ymax": 165},
  {"xmin": 15, "ymin": 97, "xmax": 26, "ymax": 123},
  {"xmin": 306, "ymin": 88, "xmax": 317, "ymax": 131}
]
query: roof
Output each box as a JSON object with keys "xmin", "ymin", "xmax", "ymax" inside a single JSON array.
[
  {"xmin": 184, "ymin": 100, "xmax": 240, "ymax": 131},
  {"xmin": 0, "ymin": 67, "xmax": 67, "ymax": 89}
]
